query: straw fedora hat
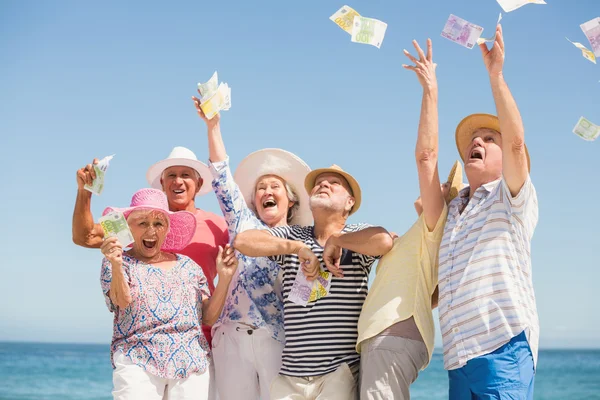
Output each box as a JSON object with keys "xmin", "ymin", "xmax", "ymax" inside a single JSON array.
[
  {"xmin": 455, "ymin": 113, "xmax": 531, "ymax": 171},
  {"xmin": 234, "ymin": 148, "xmax": 313, "ymax": 226},
  {"xmin": 445, "ymin": 160, "xmax": 464, "ymax": 204},
  {"xmin": 102, "ymin": 188, "xmax": 196, "ymax": 251},
  {"xmin": 146, "ymin": 147, "xmax": 213, "ymax": 196},
  {"xmin": 304, "ymin": 165, "xmax": 361, "ymax": 215}
]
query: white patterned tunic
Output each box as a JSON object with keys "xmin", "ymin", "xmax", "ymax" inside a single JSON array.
[{"xmin": 209, "ymin": 158, "xmax": 285, "ymax": 342}]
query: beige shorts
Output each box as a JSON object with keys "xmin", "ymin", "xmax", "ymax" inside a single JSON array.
[{"xmin": 270, "ymin": 362, "xmax": 359, "ymax": 400}]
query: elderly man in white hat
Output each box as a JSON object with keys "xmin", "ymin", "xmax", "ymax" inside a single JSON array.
[
  {"xmin": 233, "ymin": 164, "xmax": 394, "ymax": 400},
  {"xmin": 192, "ymin": 98, "xmax": 312, "ymax": 399},
  {"xmin": 72, "ymin": 146, "xmax": 229, "ymax": 348},
  {"xmin": 435, "ymin": 25, "xmax": 539, "ymax": 399}
]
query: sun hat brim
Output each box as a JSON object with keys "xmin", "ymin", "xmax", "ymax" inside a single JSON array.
[
  {"xmin": 233, "ymin": 148, "xmax": 313, "ymax": 227},
  {"xmin": 445, "ymin": 161, "xmax": 464, "ymax": 204},
  {"xmin": 304, "ymin": 167, "xmax": 362, "ymax": 215},
  {"xmin": 102, "ymin": 205, "xmax": 196, "ymax": 252},
  {"xmin": 455, "ymin": 113, "xmax": 531, "ymax": 172},
  {"xmin": 146, "ymin": 158, "xmax": 213, "ymax": 196}
]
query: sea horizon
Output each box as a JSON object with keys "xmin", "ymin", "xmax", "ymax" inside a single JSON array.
[{"xmin": 1, "ymin": 339, "xmax": 598, "ymax": 351}]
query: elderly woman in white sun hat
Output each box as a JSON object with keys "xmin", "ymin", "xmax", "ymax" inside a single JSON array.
[
  {"xmin": 192, "ymin": 96, "xmax": 312, "ymax": 400},
  {"xmin": 99, "ymin": 188, "xmax": 237, "ymax": 400}
]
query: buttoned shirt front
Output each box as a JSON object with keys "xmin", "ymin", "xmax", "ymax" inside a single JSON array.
[{"xmin": 438, "ymin": 177, "xmax": 539, "ymax": 371}]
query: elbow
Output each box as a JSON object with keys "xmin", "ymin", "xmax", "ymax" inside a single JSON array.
[
  {"xmin": 511, "ymin": 136, "xmax": 526, "ymax": 155},
  {"xmin": 232, "ymin": 231, "xmax": 253, "ymax": 255},
  {"xmin": 415, "ymin": 148, "xmax": 438, "ymax": 165},
  {"xmin": 72, "ymin": 232, "xmax": 100, "ymax": 248},
  {"xmin": 372, "ymin": 231, "xmax": 394, "ymax": 256}
]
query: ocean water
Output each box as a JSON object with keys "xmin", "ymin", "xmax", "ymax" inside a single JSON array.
[{"xmin": 0, "ymin": 342, "xmax": 598, "ymax": 400}]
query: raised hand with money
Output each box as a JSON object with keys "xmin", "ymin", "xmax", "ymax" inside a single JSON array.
[
  {"xmin": 402, "ymin": 38, "xmax": 438, "ymax": 93},
  {"xmin": 479, "ymin": 23, "xmax": 505, "ymax": 77}
]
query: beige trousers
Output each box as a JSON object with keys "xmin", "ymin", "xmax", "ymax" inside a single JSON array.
[
  {"xmin": 270, "ymin": 362, "xmax": 359, "ymax": 400},
  {"xmin": 360, "ymin": 335, "xmax": 429, "ymax": 400}
]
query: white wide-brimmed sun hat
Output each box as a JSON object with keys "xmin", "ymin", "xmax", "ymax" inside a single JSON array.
[
  {"xmin": 234, "ymin": 148, "xmax": 313, "ymax": 226},
  {"xmin": 146, "ymin": 146, "xmax": 213, "ymax": 196}
]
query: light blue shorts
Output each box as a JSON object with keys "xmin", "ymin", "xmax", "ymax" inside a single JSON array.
[{"xmin": 448, "ymin": 330, "xmax": 535, "ymax": 400}]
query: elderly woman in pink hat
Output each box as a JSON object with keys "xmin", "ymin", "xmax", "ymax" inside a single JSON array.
[
  {"xmin": 99, "ymin": 188, "xmax": 237, "ymax": 400},
  {"xmin": 192, "ymin": 97, "xmax": 314, "ymax": 400}
]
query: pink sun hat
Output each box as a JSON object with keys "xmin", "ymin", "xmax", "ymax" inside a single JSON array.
[{"xmin": 102, "ymin": 188, "xmax": 197, "ymax": 251}]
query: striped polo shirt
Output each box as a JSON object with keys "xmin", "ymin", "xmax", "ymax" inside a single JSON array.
[
  {"xmin": 438, "ymin": 177, "xmax": 539, "ymax": 371},
  {"xmin": 269, "ymin": 224, "xmax": 376, "ymax": 377}
]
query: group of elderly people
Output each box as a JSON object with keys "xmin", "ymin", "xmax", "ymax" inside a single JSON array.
[{"xmin": 72, "ymin": 27, "xmax": 539, "ymax": 400}]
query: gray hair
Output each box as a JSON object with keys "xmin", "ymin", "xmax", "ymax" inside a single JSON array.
[{"xmin": 251, "ymin": 181, "xmax": 300, "ymax": 225}]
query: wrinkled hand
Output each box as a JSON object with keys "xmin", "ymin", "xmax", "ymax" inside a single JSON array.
[
  {"xmin": 216, "ymin": 244, "xmax": 238, "ymax": 281},
  {"xmin": 76, "ymin": 158, "xmax": 98, "ymax": 190},
  {"xmin": 101, "ymin": 236, "xmax": 123, "ymax": 266},
  {"xmin": 192, "ymin": 94, "xmax": 220, "ymax": 127},
  {"xmin": 323, "ymin": 235, "xmax": 344, "ymax": 278},
  {"xmin": 479, "ymin": 24, "xmax": 505, "ymax": 77},
  {"xmin": 297, "ymin": 247, "xmax": 320, "ymax": 281},
  {"xmin": 403, "ymin": 39, "xmax": 437, "ymax": 92}
]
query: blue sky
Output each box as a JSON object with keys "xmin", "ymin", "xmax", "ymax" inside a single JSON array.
[{"xmin": 0, "ymin": 0, "xmax": 598, "ymax": 348}]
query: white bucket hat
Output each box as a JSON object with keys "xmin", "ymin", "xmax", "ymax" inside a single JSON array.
[
  {"xmin": 234, "ymin": 148, "xmax": 313, "ymax": 226},
  {"xmin": 146, "ymin": 147, "xmax": 213, "ymax": 196}
]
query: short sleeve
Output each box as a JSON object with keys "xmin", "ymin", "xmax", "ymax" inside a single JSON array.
[
  {"xmin": 100, "ymin": 257, "xmax": 130, "ymax": 313},
  {"xmin": 267, "ymin": 225, "xmax": 296, "ymax": 265},
  {"xmin": 420, "ymin": 204, "xmax": 448, "ymax": 289},
  {"xmin": 188, "ymin": 257, "xmax": 211, "ymax": 302},
  {"xmin": 500, "ymin": 176, "xmax": 539, "ymax": 236}
]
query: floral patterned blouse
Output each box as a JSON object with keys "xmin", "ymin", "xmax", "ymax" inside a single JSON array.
[
  {"xmin": 209, "ymin": 158, "xmax": 285, "ymax": 343},
  {"xmin": 100, "ymin": 254, "xmax": 211, "ymax": 379}
]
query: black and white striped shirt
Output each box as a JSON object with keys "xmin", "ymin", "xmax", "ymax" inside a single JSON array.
[{"xmin": 269, "ymin": 224, "xmax": 377, "ymax": 377}]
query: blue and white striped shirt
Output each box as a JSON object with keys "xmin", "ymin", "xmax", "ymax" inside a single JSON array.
[{"xmin": 438, "ymin": 177, "xmax": 539, "ymax": 370}]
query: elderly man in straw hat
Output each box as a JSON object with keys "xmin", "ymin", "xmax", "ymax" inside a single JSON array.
[
  {"xmin": 356, "ymin": 38, "xmax": 464, "ymax": 400},
  {"xmin": 234, "ymin": 165, "xmax": 394, "ymax": 400},
  {"xmin": 192, "ymin": 97, "xmax": 312, "ymax": 400},
  {"xmin": 72, "ymin": 146, "xmax": 229, "ymax": 349},
  {"xmin": 436, "ymin": 25, "xmax": 539, "ymax": 399}
]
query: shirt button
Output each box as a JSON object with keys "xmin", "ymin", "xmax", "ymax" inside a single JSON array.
[
  {"xmin": 446, "ymin": 278, "xmax": 450, "ymax": 283},
  {"xmin": 453, "ymin": 327, "xmax": 459, "ymax": 333}
]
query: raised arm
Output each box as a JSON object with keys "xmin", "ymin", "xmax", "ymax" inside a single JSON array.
[
  {"xmin": 192, "ymin": 96, "xmax": 227, "ymax": 163},
  {"xmin": 480, "ymin": 24, "xmax": 528, "ymax": 196},
  {"xmin": 72, "ymin": 159, "xmax": 104, "ymax": 248},
  {"xmin": 101, "ymin": 237, "xmax": 132, "ymax": 309},
  {"xmin": 202, "ymin": 245, "xmax": 236, "ymax": 326},
  {"xmin": 404, "ymin": 38, "xmax": 445, "ymax": 231}
]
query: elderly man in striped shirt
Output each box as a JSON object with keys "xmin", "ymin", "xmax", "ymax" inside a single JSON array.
[
  {"xmin": 438, "ymin": 24, "xmax": 539, "ymax": 399},
  {"xmin": 234, "ymin": 165, "xmax": 393, "ymax": 400}
]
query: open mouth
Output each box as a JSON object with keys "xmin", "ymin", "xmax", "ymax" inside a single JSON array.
[
  {"xmin": 142, "ymin": 239, "xmax": 157, "ymax": 249},
  {"xmin": 262, "ymin": 199, "xmax": 277, "ymax": 209},
  {"xmin": 469, "ymin": 148, "xmax": 484, "ymax": 160},
  {"xmin": 173, "ymin": 189, "xmax": 185, "ymax": 195}
]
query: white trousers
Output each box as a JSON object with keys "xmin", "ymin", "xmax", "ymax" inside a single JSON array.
[
  {"xmin": 212, "ymin": 323, "xmax": 284, "ymax": 400},
  {"xmin": 112, "ymin": 350, "xmax": 216, "ymax": 400}
]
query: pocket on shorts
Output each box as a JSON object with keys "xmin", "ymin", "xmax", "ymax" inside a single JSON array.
[{"xmin": 211, "ymin": 327, "xmax": 225, "ymax": 350}]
